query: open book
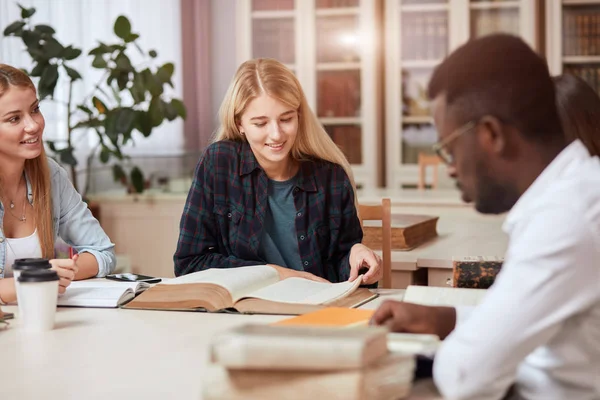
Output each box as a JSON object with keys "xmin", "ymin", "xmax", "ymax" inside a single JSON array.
[
  {"xmin": 124, "ymin": 265, "xmax": 378, "ymax": 315},
  {"xmin": 57, "ymin": 279, "xmax": 150, "ymax": 308}
]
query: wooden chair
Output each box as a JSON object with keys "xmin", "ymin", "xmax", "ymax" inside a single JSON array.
[
  {"xmin": 418, "ymin": 152, "xmax": 441, "ymax": 190},
  {"xmin": 358, "ymin": 198, "xmax": 392, "ymax": 289}
]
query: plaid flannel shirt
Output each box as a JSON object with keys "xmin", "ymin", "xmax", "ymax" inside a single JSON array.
[{"xmin": 174, "ymin": 140, "xmax": 363, "ymax": 283}]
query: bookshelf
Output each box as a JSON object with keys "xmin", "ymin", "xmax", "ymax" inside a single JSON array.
[
  {"xmin": 547, "ymin": 0, "xmax": 600, "ymax": 95},
  {"xmin": 385, "ymin": 0, "xmax": 538, "ymax": 189},
  {"xmin": 236, "ymin": 0, "xmax": 380, "ymax": 189}
]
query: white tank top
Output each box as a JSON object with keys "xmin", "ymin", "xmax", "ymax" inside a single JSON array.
[{"xmin": 4, "ymin": 229, "xmax": 43, "ymax": 278}]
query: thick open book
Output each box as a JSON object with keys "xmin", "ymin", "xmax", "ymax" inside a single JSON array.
[
  {"xmin": 124, "ymin": 265, "xmax": 377, "ymax": 315},
  {"xmin": 57, "ymin": 280, "xmax": 150, "ymax": 308}
]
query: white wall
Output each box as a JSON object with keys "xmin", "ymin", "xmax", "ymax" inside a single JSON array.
[
  {"xmin": 0, "ymin": 0, "xmax": 184, "ymax": 186},
  {"xmin": 210, "ymin": 0, "xmax": 237, "ymax": 131}
]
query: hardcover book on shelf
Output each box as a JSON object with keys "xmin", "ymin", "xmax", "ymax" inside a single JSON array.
[
  {"xmin": 57, "ymin": 280, "xmax": 151, "ymax": 308},
  {"xmin": 452, "ymin": 255, "xmax": 503, "ymax": 289},
  {"xmin": 361, "ymin": 214, "xmax": 438, "ymax": 250},
  {"xmin": 123, "ymin": 265, "xmax": 377, "ymax": 315}
]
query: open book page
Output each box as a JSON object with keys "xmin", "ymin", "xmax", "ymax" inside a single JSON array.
[
  {"xmin": 162, "ymin": 265, "xmax": 279, "ymax": 302},
  {"xmin": 404, "ymin": 285, "xmax": 487, "ymax": 307},
  {"xmin": 387, "ymin": 332, "xmax": 440, "ymax": 356},
  {"xmin": 243, "ymin": 276, "xmax": 362, "ymax": 305}
]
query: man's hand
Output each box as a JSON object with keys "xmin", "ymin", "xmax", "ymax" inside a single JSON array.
[
  {"xmin": 370, "ymin": 300, "xmax": 457, "ymax": 339},
  {"xmin": 349, "ymin": 243, "xmax": 382, "ymax": 285},
  {"xmin": 50, "ymin": 255, "xmax": 79, "ymax": 294},
  {"xmin": 268, "ymin": 264, "xmax": 330, "ymax": 283}
]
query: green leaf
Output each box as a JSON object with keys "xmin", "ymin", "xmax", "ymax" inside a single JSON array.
[
  {"xmin": 43, "ymin": 37, "xmax": 65, "ymax": 58},
  {"xmin": 135, "ymin": 111, "xmax": 153, "ymax": 137},
  {"xmin": 112, "ymin": 164, "xmax": 127, "ymax": 183},
  {"xmin": 130, "ymin": 166, "xmax": 145, "ymax": 193},
  {"xmin": 100, "ymin": 147, "xmax": 110, "ymax": 163},
  {"xmin": 170, "ymin": 99, "xmax": 187, "ymax": 119},
  {"xmin": 3, "ymin": 21, "xmax": 26, "ymax": 36},
  {"xmin": 22, "ymin": 30, "xmax": 41, "ymax": 48},
  {"xmin": 114, "ymin": 108, "xmax": 137, "ymax": 134},
  {"xmin": 92, "ymin": 97, "xmax": 108, "ymax": 114},
  {"xmin": 92, "ymin": 54, "xmax": 107, "ymax": 69},
  {"xmin": 124, "ymin": 33, "xmax": 139, "ymax": 43},
  {"xmin": 30, "ymin": 62, "xmax": 47, "ymax": 77},
  {"xmin": 149, "ymin": 50, "xmax": 158, "ymax": 58},
  {"xmin": 141, "ymin": 68, "xmax": 162, "ymax": 97},
  {"xmin": 62, "ymin": 46, "xmax": 82, "ymax": 60},
  {"xmin": 19, "ymin": 5, "xmax": 36, "ymax": 18},
  {"xmin": 148, "ymin": 97, "xmax": 165, "ymax": 127},
  {"xmin": 46, "ymin": 140, "xmax": 57, "ymax": 152},
  {"xmin": 156, "ymin": 63, "xmax": 174, "ymax": 86},
  {"xmin": 114, "ymin": 16, "xmax": 132, "ymax": 39},
  {"xmin": 38, "ymin": 64, "xmax": 59, "ymax": 99},
  {"xmin": 72, "ymin": 118, "xmax": 102, "ymax": 130},
  {"xmin": 163, "ymin": 100, "xmax": 178, "ymax": 121},
  {"xmin": 129, "ymin": 72, "xmax": 146, "ymax": 103},
  {"xmin": 88, "ymin": 42, "xmax": 112, "ymax": 56},
  {"xmin": 77, "ymin": 105, "xmax": 93, "ymax": 115},
  {"xmin": 64, "ymin": 65, "xmax": 82, "ymax": 81},
  {"xmin": 34, "ymin": 24, "xmax": 55, "ymax": 34},
  {"xmin": 116, "ymin": 71, "xmax": 129, "ymax": 91},
  {"xmin": 59, "ymin": 148, "xmax": 77, "ymax": 166},
  {"xmin": 115, "ymin": 53, "xmax": 133, "ymax": 72}
]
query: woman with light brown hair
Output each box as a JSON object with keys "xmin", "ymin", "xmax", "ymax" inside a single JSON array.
[
  {"xmin": 554, "ymin": 73, "xmax": 600, "ymax": 156},
  {"xmin": 0, "ymin": 64, "xmax": 115, "ymax": 304},
  {"xmin": 174, "ymin": 58, "xmax": 382, "ymax": 285}
]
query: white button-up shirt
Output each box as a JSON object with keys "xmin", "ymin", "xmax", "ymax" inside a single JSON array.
[{"xmin": 433, "ymin": 140, "xmax": 600, "ymax": 400}]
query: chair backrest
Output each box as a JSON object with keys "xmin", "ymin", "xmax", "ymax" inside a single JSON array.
[
  {"xmin": 418, "ymin": 152, "xmax": 441, "ymax": 190},
  {"xmin": 358, "ymin": 198, "xmax": 392, "ymax": 289}
]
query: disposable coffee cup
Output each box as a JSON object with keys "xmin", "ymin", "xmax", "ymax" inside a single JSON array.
[
  {"xmin": 12, "ymin": 258, "xmax": 52, "ymax": 280},
  {"xmin": 17, "ymin": 269, "xmax": 60, "ymax": 332}
]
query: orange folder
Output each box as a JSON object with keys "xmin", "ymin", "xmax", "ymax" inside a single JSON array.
[{"xmin": 274, "ymin": 307, "xmax": 375, "ymax": 328}]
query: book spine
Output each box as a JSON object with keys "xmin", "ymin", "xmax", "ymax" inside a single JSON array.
[{"xmin": 452, "ymin": 256, "xmax": 503, "ymax": 289}]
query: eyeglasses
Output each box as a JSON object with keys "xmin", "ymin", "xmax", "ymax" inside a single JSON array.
[{"xmin": 432, "ymin": 121, "xmax": 476, "ymax": 165}]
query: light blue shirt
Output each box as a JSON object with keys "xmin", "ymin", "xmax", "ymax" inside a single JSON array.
[{"xmin": 0, "ymin": 157, "xmax": 116, "ymax": 278}]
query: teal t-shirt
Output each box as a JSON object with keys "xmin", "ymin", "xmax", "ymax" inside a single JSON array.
[{"xmin": 258, "ymin": 176, "xmax": 304, "ymax": 271}]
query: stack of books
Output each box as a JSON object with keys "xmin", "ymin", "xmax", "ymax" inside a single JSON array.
[{"xmin": 203, "ymin": 324, "xmax": 416, "ymax": 400}]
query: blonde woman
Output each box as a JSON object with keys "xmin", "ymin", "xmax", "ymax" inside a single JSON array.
[
  {"xmin": 174, "ymin": 58, "xmax": 382, "ymax": 285},
  {"xmin": 0, "ymin": 64, "xmax": 116, "ymax": 304}
]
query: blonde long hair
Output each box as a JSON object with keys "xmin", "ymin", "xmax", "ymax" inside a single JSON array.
[
  {"xmin": 0, "ymin": 64, "xmax": 54, "ymax": 258},
  {"xmin": 214, "ymin": 58, "xmax": 358, "ymax": 199}
]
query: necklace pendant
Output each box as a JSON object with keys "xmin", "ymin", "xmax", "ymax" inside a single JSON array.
[
  {"xmin": 20, "ymin": 216, "xmax": 26, "ymax": 222},
  {"xmin": 10, "ymin": 201, "xmax": 15, "ymax": 209}
]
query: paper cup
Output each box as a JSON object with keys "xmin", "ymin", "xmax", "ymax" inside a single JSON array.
[{"xmin": 17, "ymin": 269, "xmax": 59, "ymax": 332}]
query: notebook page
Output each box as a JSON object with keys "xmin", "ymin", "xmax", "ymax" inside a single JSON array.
[
  {"xmin": 162, "ymin": 265, "xmax": 279, "ymax": 302},
  {"xmin": 403, "ymin": 285, "xmax": 487, "ymax": 307},
  {"xmin": 57, "ymin": 287, "xmax": 131, "ymax": 308},
  {"xmin": 245, "ymin": 277, "xmax": 361, "ymax": 305}
]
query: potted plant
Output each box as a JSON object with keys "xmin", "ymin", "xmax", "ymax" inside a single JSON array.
[{"xmin": 3, "ymin": 3, "xmax": 187, "ymax": 201}]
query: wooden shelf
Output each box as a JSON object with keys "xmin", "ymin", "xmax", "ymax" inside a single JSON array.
[
  {"xmin": 562, "ymin": 0, "xmax": 600, "ymax": 6},
  {"xmin": 563, "ymin": 55, "xmax": 600, "ymax": 63},
  {"xmin": 315, "ymin": 7, "xmax": 360, "ymax": 17},
  {"xmin": 470, "ymin": 1, "xmax": 520, "ymax": 10},
  {"xmin": 319, "ymin": 117, "xmax": 362, "ymax": 125},
  {"xmin": 402, "ymin": 116, "xmax": 433, "ymax": 124},
  {"xmin": 402, "ymin": 59, "xmax": 442, "ymax": 68},
  {"xmin": 251, "ymin": 10, "xmax": 296, "ymax": 19},
  {"xmin": 317, "ymin": 62, "xmax": 361, "ymax": 71},
  {"xmin": 400, "ymin": 3, "xmax": 449, "ymax": 13}
]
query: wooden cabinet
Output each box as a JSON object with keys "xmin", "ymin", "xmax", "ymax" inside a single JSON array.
[
  {"xmin": 236, "ymin": 0, "xmax": 381, "ymax": 189},
  {"xmin": 384, "ymin": 0, "xmax": 538, "ymax": 189},
  {"xmin": 547, "ymin": 0, "xmax": 600, "ymax": 94}
]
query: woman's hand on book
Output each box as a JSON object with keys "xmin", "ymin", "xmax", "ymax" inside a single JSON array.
[
  {"xmin": 268, "ymin": 264, "xmax": 329, "ymax": 283},
  {"xmin": 349, "ymin": 244, "xmax": 382, "ymax": 285},
  {"xmin": 369, "ymin": 300, "xmax": 456, "ymax": 340},
  {"xmin": 50, "ymin": 256, "xmax": 79, "ymax": 294}
]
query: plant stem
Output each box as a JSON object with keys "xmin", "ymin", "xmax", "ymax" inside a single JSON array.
[{"xmin": 83, "ymin": 143, "xmax": 101, "ymax": 199}]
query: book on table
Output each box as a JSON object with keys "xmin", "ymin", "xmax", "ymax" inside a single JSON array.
[
  {"xmin": 362, "ymin": 214, "xmax": 438, "ymax": 250},
  {"xmin": 57, "ymin": 279, "xmax": 151, "ymax": 308},
  {"xmin": 403, "ymin": 284, "xmax": 488, "ymax": 307},
  {"xmin": 123, "ymin": 265, "xmax": 378, "ymax": 315}
]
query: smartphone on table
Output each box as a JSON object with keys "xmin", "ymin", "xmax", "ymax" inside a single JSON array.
[{"xmin": 106, "ymin": 273, "xmax": 161, "ymax": 284}]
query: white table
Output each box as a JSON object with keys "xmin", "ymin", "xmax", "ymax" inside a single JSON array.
[{"xmin": 1, "ymin": 290, "xmax": 440, "ymax": 400}]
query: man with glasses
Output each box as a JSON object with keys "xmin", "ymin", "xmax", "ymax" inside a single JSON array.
[{"xmin": 372, "ymin": 34, "xmax": 600, "ymax": 400}]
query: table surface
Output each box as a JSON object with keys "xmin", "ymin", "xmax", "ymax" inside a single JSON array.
[{"xmin": 1, "ymin": 289, "xmax": 441, "ymax": 400}]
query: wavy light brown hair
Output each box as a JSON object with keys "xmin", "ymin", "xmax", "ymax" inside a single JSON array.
[
  {"xmin": 214, "ymin": 58, "xmax": 357, "ymax": 199},
  {"xmin": 0, "ymin": 64, "xmax": 54, "ymax": 258}
]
